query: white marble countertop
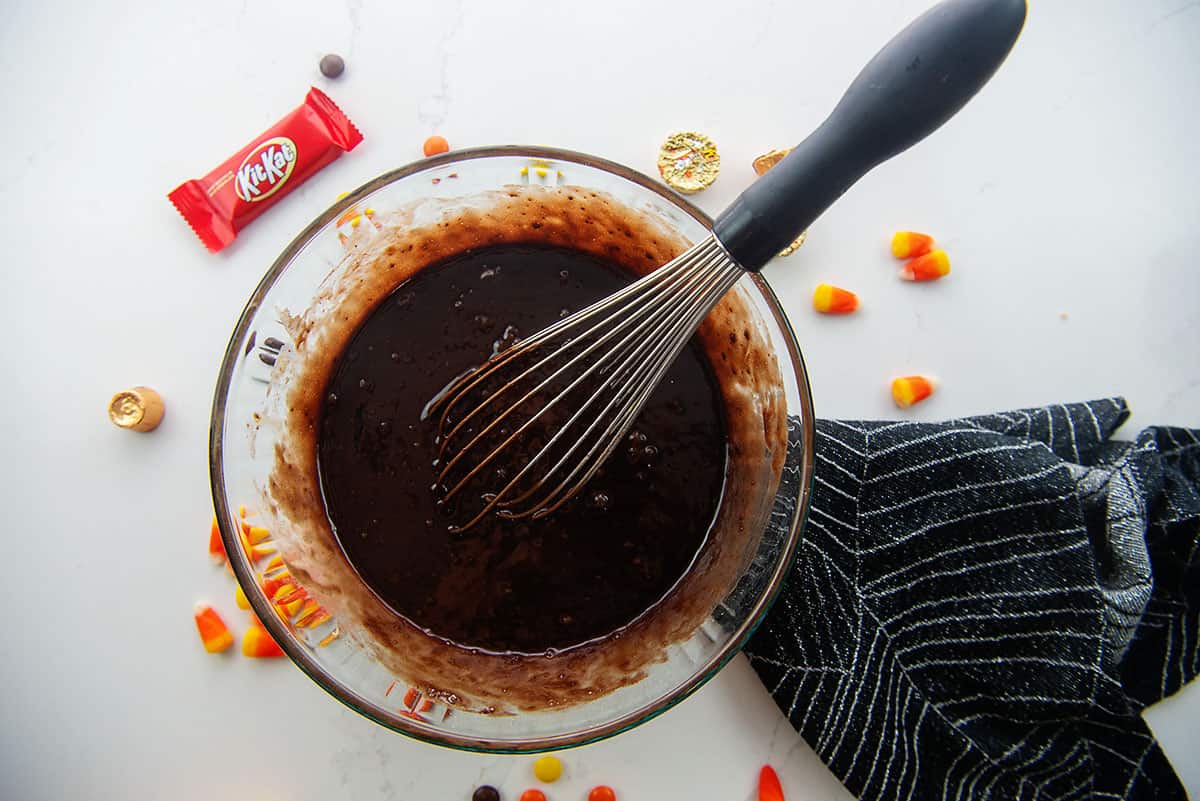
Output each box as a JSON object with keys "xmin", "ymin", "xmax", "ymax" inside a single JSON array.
[{"xmin": 2, "ymin": 0, "xmax": 1198, "ymax": 799}]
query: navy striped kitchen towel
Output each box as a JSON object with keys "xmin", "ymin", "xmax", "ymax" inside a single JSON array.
[{"xmin": 747, "ymin": 398, "xmax": 1199, "ymax": 801}]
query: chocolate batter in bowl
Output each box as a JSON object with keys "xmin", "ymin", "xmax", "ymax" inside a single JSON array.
[{"xmin": 210, "ymin": 147, "xmax": 815, "ymax": 752}]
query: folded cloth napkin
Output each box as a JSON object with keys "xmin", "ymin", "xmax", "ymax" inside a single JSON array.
[{"xmin": 746, "ymin": 399, "xmax": 1199, "ymax": 801}]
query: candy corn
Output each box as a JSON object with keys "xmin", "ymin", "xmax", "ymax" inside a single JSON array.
[
  {"xmin": 271, "ymin": 583, "xmax": 306, "ymax": 606},
  {"xmin": 812, "ymin": 283, "xmax": 859, "ymax": 314},
  {"xmin": 891, "ymin": 376, "xmax": 937, "ymax": 408},
  {"xmin": 759, "ymin": 765, "xmax": 785, "ymax": 801},
  {"xmin": 277, "ymin": 596, "xmax": 306, "ymax": 618},
  {"xmin": 194, "ymin": 603, "xmax": 234, "ymax": 653},
  {"xmin": 245, "ymin": 526, "xmax": 271, "ymax": 545},
  {"xmin": 900, "ymin": 249, "xmax": 951, "ymax": 282},
  {"xmin": 248, "ymin": 542, "xmax": 277, "ymax": 562},
  {"xmin": 305, "ymin": 610, "xmax": 333, "ymax": 630},
  {"xmin": 293, "ymin": 598, "xmax": 323, "ymax": 626},
  {"xmin": 891, "ymin": 231, "xmax": 934, "ymax": 259},
  {"xmin": 235, "ymin": 584, "xmax": 250, "ymax": 610},
  {"xmin": 208, "ymin": 516, "xmax": 226, "ymax": 562},
  {"xmin": 242, "ymin": 619, "xmax": 285, "ymax": 658}
]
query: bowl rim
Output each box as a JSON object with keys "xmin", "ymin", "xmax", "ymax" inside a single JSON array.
[{"xmin": 209, "ymin": 144, "xmax": 815, "ymax": 753}]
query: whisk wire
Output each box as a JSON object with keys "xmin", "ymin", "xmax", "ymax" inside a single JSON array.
[
  {"xmin": 434, "ymin": 236, "xmax": 721, "ymax": 438},
  {"xmin": 434, "ymin": 235, "xmax": 743, "ymax": 530},
  {"xmin": 509, "ymin": 259, "xmax": 744, "ymax": 519},
  {"xmin": 492, "ymin": 252, "xmax": 736, "ymax": 516},
  {"xmin": 434, "ymin": 242, "xmax": 725, "ymax": 498}
]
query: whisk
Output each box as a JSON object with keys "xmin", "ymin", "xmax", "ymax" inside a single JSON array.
[{"xmin": 430, "ymin": 0, "xmax": 1027, "ymax": 531}]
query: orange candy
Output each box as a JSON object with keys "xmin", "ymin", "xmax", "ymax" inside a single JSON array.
[
  {"xmin": 891, "ymin": 231, "xmax": 935, "ymax": 259},
  {"xmin": 277, "ymin": 596, "xmax": 306, "ymax": 617},
  {"xmin": 248, "ymin": 542, "xmax": 277, "ymax": 562},
  {"xmin": 194, "ymin": 603, "xmax": 234, "ymax": 653},
  {"xmin": 519, "ymin": 791, "xmax": 546, "ymax": 801},
  {"xmin": 812, "ymin": 283, "xmax": 859, "ymax": 314},
  {"xmin": 208, "ymin": 516, "xmax": 226, "ymax": 562},
  {"xmin": 260, "ymin": 574, "xmax": 288, "ymax": 598},
  {"xmin": 900, "ymin": 249, "xmax": 951, "ymax": 282},
  {"xmin": 589, "ymin": 786, "xmax": 617, "ymax": 801},
  {"xmin": 759, "ymin": 764, "xmax": 786, "ymax": 801},
  {"xmin": 245, "ymin": 526, "xmax": 271, "ymax": 545},
  {"xmin": 423, "ymin": 135, "xmax": 450, "ymax": 157},
  {"xmin": 293, "ymin": 598, "xmax": 322, "ymax": 625},
  {"xmin": 242, "ymin": 619, "xmax": 285, "ymax": 658},
  {"xmin": 891, "ymin": 376, "xmax": 937, "ymax": 408}
]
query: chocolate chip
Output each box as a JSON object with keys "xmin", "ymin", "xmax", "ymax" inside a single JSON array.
[{"xmin": 319, "ymin": 53, "xmax": 345, "ymax": 79}]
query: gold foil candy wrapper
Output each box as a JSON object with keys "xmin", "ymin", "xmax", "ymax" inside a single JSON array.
[
  {"xmin": 657, "ymin": 132, "xmax": 720, "ymax": 194},
  {"xmin": 753, "ymin": 147, "xmax": 807, "ymax": 257},
  {"xmin": 108, "ymin": 386, "xmax": 165, "ymax": 432},
  {"xmin": 778, "ymin": 230, "xmax": 807, "ymax": 256},
  {"xmin": 752, "ymin": 148, "xmax": 792, "ymax": 177}
]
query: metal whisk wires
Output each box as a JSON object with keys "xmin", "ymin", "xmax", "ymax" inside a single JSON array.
[{"xmin": 429, "ymin": 235, "xmax": 742, "ymax": 532}]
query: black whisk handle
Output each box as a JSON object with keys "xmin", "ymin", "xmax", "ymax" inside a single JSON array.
[{"xmin": 714, "ymin": 0, "xmax": 1027, "ymax": 271}]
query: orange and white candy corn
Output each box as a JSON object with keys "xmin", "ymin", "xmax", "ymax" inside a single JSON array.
[
  {"xmin": 900, "ymin": 249, "xmax": 950, "ymax": 282},
  {"xmin": 891, "ymin": 231, "xmax": 935, "ymax": 259},
  {"xmin": 242, "ymin": 618, "xmax": 285, "ymax": 658},
  {"xmin": 245, "ymin": 525, "xmax": 271, "ymax": 545},
  {"xmin": 812, "ymin": 284, "xmax": 859, "ymax": 314},
  {"xmin": 208, "ymin": 516, "xmax": 226, "ymax": 563},
  {"xmin": 194, "ymin": 603, "xmax": 234, "ymax": 653},
  {"xmin": 891, "ymin": 376, "xmax": 937, "ymax": 408}
]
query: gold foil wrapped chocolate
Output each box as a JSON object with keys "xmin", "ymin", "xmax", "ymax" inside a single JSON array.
[
  {"xmin": 753, "ymin": 147, "xmax": 807, "ymax": 256},
  {"xmin": 752, "ymin": 148, "xmax": 791, "ymax": 176},
  {"xmin": 109, "ymin": 386, "xmax": 165, "ymax": 432},
  {"xmin": 657, "ymin": 132, "xmax": 720, "ymax": 193}
]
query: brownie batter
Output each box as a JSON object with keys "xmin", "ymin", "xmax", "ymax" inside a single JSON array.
[
  {"xmin": 317, "ymin": 245, "xmax": 727, "ymax": 655},
  {"xmin": 264, "ymin": 185, "xmax": 791, "ymax": 715}
]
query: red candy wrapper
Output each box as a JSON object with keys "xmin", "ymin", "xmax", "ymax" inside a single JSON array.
[{"xmin": 169, "ymin": 87, "xmax": 363, "ymax": 253}]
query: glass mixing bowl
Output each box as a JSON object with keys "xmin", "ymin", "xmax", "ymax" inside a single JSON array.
[{"xmin": 209, "ymin": 146, "xmax": 814, "ymax": 752}]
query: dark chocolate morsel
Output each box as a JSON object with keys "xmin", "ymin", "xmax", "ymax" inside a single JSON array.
[{"xmin": 319, "ymin": 53, "xmax": 345, "ymax": 79}]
